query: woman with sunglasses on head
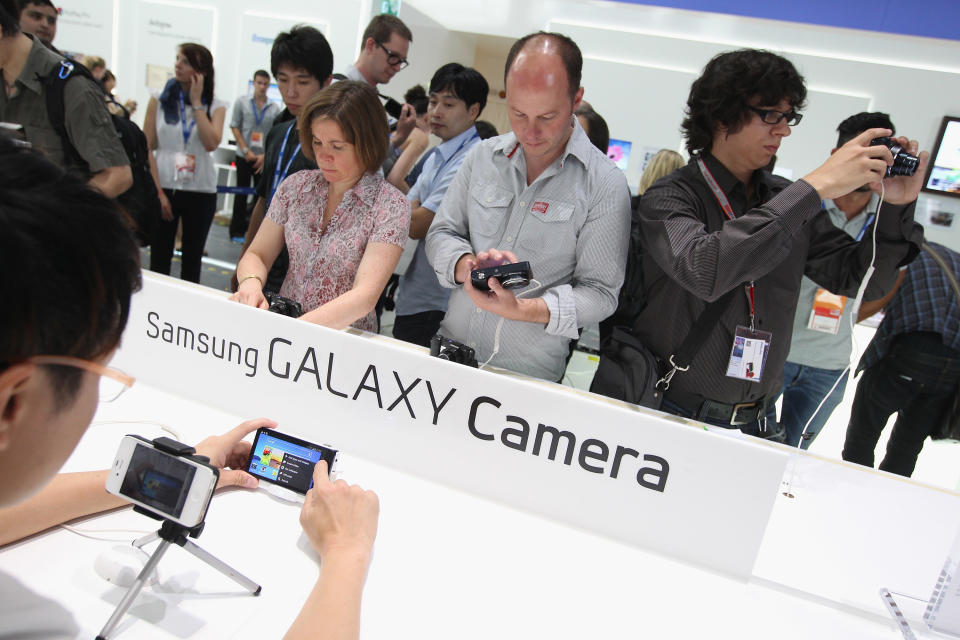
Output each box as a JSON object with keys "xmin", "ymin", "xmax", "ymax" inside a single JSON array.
[
  {"xmin": 231, "ymin": 81, "xmax": 410, "ymax": 331},
  {"xmin": 144, "ymin": 42, "xmax": 228, "ymax": 285}
]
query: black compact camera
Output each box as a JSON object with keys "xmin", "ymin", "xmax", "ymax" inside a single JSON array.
[
  {"xmin": 264, "ymin": 292, "xmax": 303, "ymax": 318},
  {"xmin": 870, "ymin": 137, "xmax": 920, "ymax": 177},
  {"xmin": 471, "ymin": 261, "xmax": 533, "ymax": 291},
  {"xmin": 430, "ymin": 334, "xmax": 478, "ymax": 367}
]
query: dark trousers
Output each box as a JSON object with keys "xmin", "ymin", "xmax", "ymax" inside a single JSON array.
[
  {"xmin": 843, "ymin": 332, "xmax": 960, "ymax": 477},
  {"xmin": 150, "ymin": 189, "xmax": 217, "ymax": 284},
  {"xmin": 229, "ymin": 156, "xmax": 256, "ymax": 238},
  {"xmin": 393, "ymin": 310, "xmax": 446, "ymax": 348}
]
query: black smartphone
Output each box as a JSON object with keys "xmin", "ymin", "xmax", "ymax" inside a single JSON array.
[{"xmin": 246, "ymin": 428, "xmax": 338, "ymax": 496}]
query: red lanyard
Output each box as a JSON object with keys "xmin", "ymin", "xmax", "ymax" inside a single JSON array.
[{"xmin": 697, "ymin": 157, "xmax": 757, "ymax": 330}]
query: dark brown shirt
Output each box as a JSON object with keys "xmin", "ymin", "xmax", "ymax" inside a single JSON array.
[
  {"xmin": 634, "ymin": 152, "xmax": 923, "ymax": 405},
  {"xmin": 0, "ymin": 34, "xmax": 127, "ymax": 174}
]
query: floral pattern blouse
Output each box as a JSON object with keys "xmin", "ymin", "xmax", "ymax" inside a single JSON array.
[{"xmin": 267, "ymin": 170, "xmax": 410, "ymax": 332}]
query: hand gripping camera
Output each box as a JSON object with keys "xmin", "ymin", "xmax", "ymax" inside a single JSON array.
[{"xmin": 870, "ymin": 137, "xmax": 920, "ymax": 177}]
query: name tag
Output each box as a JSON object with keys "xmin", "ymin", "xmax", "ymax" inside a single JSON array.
[
  {"xmin": 725, "ymin": 326, "xmax": 772, "ymax": 383},
  {"xmin": 807, "ymin": 288, "xmax": 846, "ymax": 335},
  {"xmin": 250, "ymin": 131, "xmax": 264, "ymax": 149},
  {"xmin": 174, "ymin": 152, "xmax": 196, "ymax": 182}
]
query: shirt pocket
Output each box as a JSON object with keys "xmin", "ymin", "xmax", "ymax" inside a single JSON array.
[
  {"xmin": 518, "ymin": 200, "xmax": 578, "ymax": 261},
  {"xmin": 469, "ymin": 182, "xmax": 513, "ymax": 242}
]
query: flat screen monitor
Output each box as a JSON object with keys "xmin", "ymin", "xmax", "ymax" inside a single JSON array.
[
  {"xmin": 923, "ymin": 116, "xmax": 960, "ymax": 199},
  {"xmin": 607, "ymin": 138, "xmax": 632, "ymax": 171}
]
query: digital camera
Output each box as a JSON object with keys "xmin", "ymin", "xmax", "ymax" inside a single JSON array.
[
  {"xmin": 870, "ymin": 137, "xmax": 920, "ymax": 177},
  {"xmin": 471, "ymin": 261, "xmax": 533, "ymax": 291},
  {"xmin": 430, "ymin": 334, "xmax": 478, "ymax": 367},
  {"xmin": 264, "ymin": 291, "xmax": 303, "ymax": 317}
]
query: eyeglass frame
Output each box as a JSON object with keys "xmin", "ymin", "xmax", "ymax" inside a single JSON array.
[
  {"xmin": 22, "ymin": 355, "xmax": 135, "ymax": 400},
  {"xmin": 746, "ymin": 105, "xmax": 803, "ymax": 127},
  {"xmin": 376, "ymin": 42, "xmax": 409, "ymax": 70}
]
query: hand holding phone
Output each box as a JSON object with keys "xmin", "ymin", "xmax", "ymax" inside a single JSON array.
[{"xmin": 245, "ymin": 428, "xmax": 338, "ymax": 500}]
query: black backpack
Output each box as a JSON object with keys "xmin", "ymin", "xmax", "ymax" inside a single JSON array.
[{"xmin": 42, "ymin": 59, "xmax": 160, "ymax": 246}]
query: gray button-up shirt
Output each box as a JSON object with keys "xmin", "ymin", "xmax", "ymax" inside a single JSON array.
[
  {"xmin": 425, "ymin": 119, "xmax": 631, "ymax": 381},
  {"xmin": 229, "ymin": 95, "xmax": 280, "ymax": 156}
]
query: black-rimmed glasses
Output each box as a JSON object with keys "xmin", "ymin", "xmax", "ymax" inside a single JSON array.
[
  {"xmin": 747, "ymin": 105, "xmax": 803, "ymax": 126},
  {"xmin": 377, "ymin": 42, "xmax": 409, "ymax": 69}
]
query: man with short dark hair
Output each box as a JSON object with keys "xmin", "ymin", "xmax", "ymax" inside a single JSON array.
[
  {"xmin": 426, "ymin": 32, "xmax": 631, "ymax": 381},
  {"xmin": 229, "ymin": 69, "xmax": 281, "ymax": 241},
  {"xmin": 631, "ymin": 49, "xmax": 925, "ymax": 437},
  {"xmin": 392, "ymin": 63, "xmax": 489, "ymax": 347},
  {"xmin": 0, "ymin": 0, "xmax": 132, "ymax": 197},
  {"xmin": 17, "ymin": 0, "xmax": 56, "ymax": 45},
  {"xmin": 768, "ymin": 112, "xmax": 897, "ymax": 449},
  {"xmin": 233, "ymin": 25, "xmax": 334, "ymax": 292}
]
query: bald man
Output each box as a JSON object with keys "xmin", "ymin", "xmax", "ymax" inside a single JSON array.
[{"xmin": 425, "ymin": 32, "xmax": 630, "ymax": 382}]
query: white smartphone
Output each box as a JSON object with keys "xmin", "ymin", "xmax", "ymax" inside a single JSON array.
[{"xmin": 105, "ymin": 435, "xmax": 219, "ymax": 528}]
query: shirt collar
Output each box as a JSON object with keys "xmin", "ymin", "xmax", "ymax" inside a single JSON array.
[
  {"xmin": 17, "ymin": 34, "xmax": 51, "ymax": 95},
  {"xmin": 341, "ymin": 172, "xmax": 381, "ymax": 206},
  {"xmin": 699, "ymin": 151, "xmax": 775, "ymax": 203},
  {"xmin": 435, "ymin": 125, "xmax": 478, "ymax": 162},
  {"xmin": 823, "ymin": 195, "xmax": 875, "ymax": 229}
]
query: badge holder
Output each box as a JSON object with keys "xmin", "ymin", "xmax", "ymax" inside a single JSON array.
[{"xmin": 96, "ymin": 438, "xmax": 260, "ymax": 640}]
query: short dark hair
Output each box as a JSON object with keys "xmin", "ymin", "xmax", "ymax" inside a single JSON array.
[
  {"xmin": 0, "ymin": 137, "xmax": 141, "ymax": 407},
  {"xmin": 429, "ymin": 63, "xmax": 489, "ymax": 114},
  {"xmin": 575, "ymin": 104, "xmax": 609, "ymax": 154},
  {"xmin": 298, "ymin": 81, "xmax": 389, "ymax": 174},
  {"xmin": 836, "ymin": 111, "xmax": 895, "ymax": 147},
  {"xmin": 681, "ymin": 49, "xmax": 807, "ymax": 155},
  {"xmin": 504, "ymin": 32, "xmax": 582, "ymax": 101},
  {"xmin": 404, "ymin": 84, "xmax": 428, "ymax": 116},
  {"xmin": 253, "ymin": 69, "xmax": 270, "ymax": 81},
  {"xmin": 474, "ymin": 120, "xmax": 498, "ymax": 140},
  {"xmin": 270, "ymin": 25, "xmax": 333, "ymax": 85},
  {"xmin": 362, "ymin": 14, "xmax": 412, "ymax": 45},
  {"xmin": 22, "ymin": 0, "xmax": 55, "ymax": 7},
  {"xmin": 0, "ymin": 0, "xmax": 21, "ymax": 37}
]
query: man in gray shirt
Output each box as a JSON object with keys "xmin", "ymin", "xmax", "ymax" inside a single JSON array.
[
  {"xmin": 768, "ymin": 112, "xmax": 896, "ymax": 449},
  {"xmin": 426, "ymin": 32, "xmax": 631, "ymax": 382},
  {"xmin": 229, "ymin": 69, "xmax": 280, "ymax": 241}
]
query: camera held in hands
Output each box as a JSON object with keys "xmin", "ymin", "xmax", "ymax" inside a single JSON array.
[
  {"xmin": 471, "ymin": 261, "xmax": 533, "ymax": 291},
  {"xmin": 430, "ymin": 334, "xmax": 478, "ymax": 367},
  {"xmin": 264, "ymin": 291, "xmax": 303, "ymax": 318},
  {"xmin": 870, "ymin": 137, "xmax": 920, "ymax": 177}
]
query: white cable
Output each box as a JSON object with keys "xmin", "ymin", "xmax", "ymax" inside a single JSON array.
[
  {"xmin": 58, "ymin": 523, "xmax": 151, "ymax": 543},
  {"xmin": 478, "ymin": 279, "xmax": 543, "ymax": 370},
  {"xmin": 89, "ymin": 419, "xmax": 182, "ymax": 441}
]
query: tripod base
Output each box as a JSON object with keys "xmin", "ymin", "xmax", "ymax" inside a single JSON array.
[{"xmin": 96, "ymin": 521, "xmax": 260, "ymax": 640}]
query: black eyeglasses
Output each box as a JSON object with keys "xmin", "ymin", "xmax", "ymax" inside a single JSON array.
[
  {"xmin": 377, "ymin": 42, "xmax": 409, "ymax": 70},
  {"xmin": 747, "ymin": 105, "xmax": 803, "ymax": 126}
]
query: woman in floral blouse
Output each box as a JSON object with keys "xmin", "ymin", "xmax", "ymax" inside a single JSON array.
[{"xmin": 232, "ymin": 81, "xmax": 410, "ymax": 332}]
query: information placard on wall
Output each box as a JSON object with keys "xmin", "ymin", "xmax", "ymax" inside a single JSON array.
[
  {"xmin": 235, "ymin": 12, "xmax": 327, "ymax": 97},
  {"xmin": 113, "ymin": 273, "xmax": 790, "ymax": 580},
  {"xmin": 55, "ymin": 0, "xmax": 115, "ymax": 64},
  {"xmin": 134, "ymin": 1, "xmax": 215, "ymax": 89}
]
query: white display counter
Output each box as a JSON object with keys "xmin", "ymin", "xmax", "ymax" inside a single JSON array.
[{"xmin": 0, "ymin": 273, "xmax": 953, "ymax": 639}]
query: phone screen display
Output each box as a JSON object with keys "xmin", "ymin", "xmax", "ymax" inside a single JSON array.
[
  {"xmin": 119, "ymin": 442, "xmax": 197, "ymax": 518},
  {"xmin": 247, "ymin": 430, "xmax": 335, "ymax": 494}
]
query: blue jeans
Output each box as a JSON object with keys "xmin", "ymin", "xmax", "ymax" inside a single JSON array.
[{"xmin": 765, "ymin": 361, "xmax": 848, "ymax": 449}]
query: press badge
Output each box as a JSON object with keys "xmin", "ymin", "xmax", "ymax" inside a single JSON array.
[
  {"xmin": 174, "ymin": 152, "xmax": 196, "ymax": 182},
  {"xmin": 725, "ymin": 326, "xmax": 772, "ymax": 383},
  {"xmin": 250, "ymin": 131, "xmax": 264, "ymax": 149},
  {"xmin": 807, "ymin": 288, "xmax": 846, "ymax": 334}
]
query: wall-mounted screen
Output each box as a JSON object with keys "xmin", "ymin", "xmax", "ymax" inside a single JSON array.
[
  {"xmin": 923, "ymin": 116, "xmax": 960, "ymax": 199},
  {"xmin": 607, "ymin": 138, "xmax": 632, "ymax": 171}
]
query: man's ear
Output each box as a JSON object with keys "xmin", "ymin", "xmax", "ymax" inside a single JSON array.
[
  {"xmin": 468, "ymin": 102, "xmax": 481, "ymax": 121},
  {"xmin": 830, "ymin": 147, "xmax": 838, "ymax": 155},
  {"xmin": 571, "ymin": 86, "xmax": 585, "ymax": 113},
  {"xmin": 323, "ymin": 75, "xmax": 333, "ymax": 88},
  {"xmin": 363, "ymin": 36, "xmax": 376, "ymax": 54},
  {"xmin": 0, "ymin": 364, "xmax": 37, "ymax": 451}
]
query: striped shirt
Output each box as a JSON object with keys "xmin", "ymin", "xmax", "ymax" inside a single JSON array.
[
  {"xmin": 425, "ymin": 118, "xmax": 631, "ymax": 381},
  {"xmin": 859, "ymin": 243, "xmax": 960, "ymax": 372},
  {"xmin": 634, "ymin": 153, "xmax": 922, "ymax": 405}
]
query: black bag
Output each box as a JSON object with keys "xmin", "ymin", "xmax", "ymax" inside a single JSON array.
[
  {"xmin": 42, "ymin": 60, "xmax": 161, "ymax": 245},
  {"xmin": 590, "ymin": 327, "xmax": 664, "ymax": 408},
  {"xmin": 922, "ymin": 243, "xmax": 960, "ymax": 441}
]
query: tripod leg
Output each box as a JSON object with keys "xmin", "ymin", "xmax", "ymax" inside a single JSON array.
[
  {"xmin": 96, "ymin": 540, "xmax": 172, "ymax": 640},
  {"xmin": 180, "ymin": 539, "xmax": 261, "ymax": 595},
  {"xmin": 131, "ymin": 531, "xmax": 159, "ymax": 549}
]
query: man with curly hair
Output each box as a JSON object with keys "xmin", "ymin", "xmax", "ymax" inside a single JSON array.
[{"xmin": 631, "ymin": 49, "xmax": 925, "ymax": 438}]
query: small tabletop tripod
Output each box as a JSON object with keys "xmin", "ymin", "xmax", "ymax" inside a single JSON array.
[{"xmin": 96, "ymin": 438, "xmax": 261, "ymax": 640}]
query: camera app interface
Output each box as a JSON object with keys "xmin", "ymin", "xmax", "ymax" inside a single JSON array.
[
  {"xmin": 119, "ymin": 443, "xmax": 196, "ymax": 518},
  {"xmin": 248, "ymin": 432, "xmax": 333, "ymax": 494}
]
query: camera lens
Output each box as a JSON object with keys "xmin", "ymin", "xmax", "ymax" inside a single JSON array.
[{"xmin": 438, "ymin": 353, "xmax": 452, "ymax": 360}]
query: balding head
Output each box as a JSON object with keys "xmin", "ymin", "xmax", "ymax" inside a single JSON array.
[{"xmin": 504, "ymin": 32, "xmax": 582, "ymax": 102}]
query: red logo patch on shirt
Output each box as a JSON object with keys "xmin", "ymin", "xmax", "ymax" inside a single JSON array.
[{"xmin": 531, "ymin": 201, "xmax": 549, "ymax": 214}]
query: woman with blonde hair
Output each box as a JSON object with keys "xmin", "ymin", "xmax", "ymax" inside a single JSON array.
[
  {"xmin": 232, "ymin": 81, "xmax": 410, "ymax": 331},
  {"xmin": 638, "ymin": 149, "xmax": 684, "ymax": 196}
]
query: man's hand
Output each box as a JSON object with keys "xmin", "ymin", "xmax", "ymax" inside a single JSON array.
[
  {"xmin": 243, "ymin": 149, "xmax": 256, "ymax": 164},
  {"xmin": 803, "ymin": 128, "xmax": 925, "ymax": 203},
  {"xmin": 870, "ymin": 138, "xmax": 928, "ymax": 205},
  {"xmin": 193, "ymin": 418, "xmax": 278, "ymax": 490},
  {"xmin": 253, "ymin": 153, "xmax": 265, "ymax": 173},
  {"xmin": 392, "ymin": 103, "xmax": 417, "ymax": 147},
  {"xmin": 457, "ymin": 249, "xmax": 548, "ymax": 324},
  {"xmin": 299, "ymin": 460, "xmax": 379, "ymax": 559}
]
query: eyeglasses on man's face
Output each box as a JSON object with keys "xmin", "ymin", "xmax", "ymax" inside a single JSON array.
[
  {"xmin": 377, "ymin": 42, "xmax": 409, "ymax": 70},
  {"xmin": 747, "ymin": 105, "xmax": 803, "ymax": 127},
  {"xmin": 26, "ymin": 355, "xmax": 135, "ymax": 402}
]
